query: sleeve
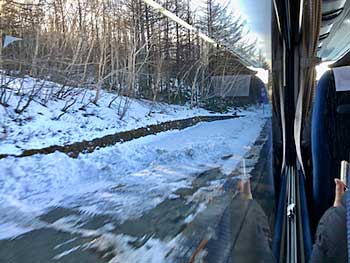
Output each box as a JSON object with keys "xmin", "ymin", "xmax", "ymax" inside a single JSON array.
[
  {"xmin": 310, "ymin": 208, "xmax": 336, "ymax": 263},
  {"xmin": 310, "ymin": 205, "xmax": 347, "ymax": 263}
]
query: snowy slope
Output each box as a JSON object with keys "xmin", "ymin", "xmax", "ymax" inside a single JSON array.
[
  {"xmin": 0, "ymin": 106, "xmax": 269, "ymax": 241},
  {"xmin": 0, "ymin": 75, "xmax": 221, "ymax": 155}
]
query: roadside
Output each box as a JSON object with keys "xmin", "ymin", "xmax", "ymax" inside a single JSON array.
[
  {"xmin": 0, "ymin": 114, "xmax": 238, "ymax": 159},
  {"xmin": 0, "ymin": 74, "xmax": 237, "ymax": 156},
  {"xmin": 0, "ymin": 107, "xmax": 269, "ymax": 263}
]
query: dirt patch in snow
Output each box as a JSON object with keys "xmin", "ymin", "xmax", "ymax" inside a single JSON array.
[{"xmin": 0, "ymin": 115, "xmax": 239, "ymax": 159}]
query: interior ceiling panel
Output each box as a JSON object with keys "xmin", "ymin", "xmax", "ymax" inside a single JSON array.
[
  {"xmin": 318, "ymin": 0, "xmax": 350, "ymax": 61},
  {"xmin": 322, "ymin": 0, "xmax": 346, "ymax": 14}
]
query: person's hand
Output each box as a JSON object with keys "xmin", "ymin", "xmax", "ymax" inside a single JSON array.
[
  {"xmin": 333, "ymin": 178, "xmax": 346, "ymax": 207},
  {"xmin": 238, "ymin": 178, "xmax": 253, "ymax": 200}
]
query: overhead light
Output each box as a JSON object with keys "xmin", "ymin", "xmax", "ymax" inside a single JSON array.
[
  {"xmin": 142, "ymin": 0, "xmax": 216, "ymax": 45},
  {"xmin": 142, "ymin": 0, "xmax": 259, "ymax": 67},
  {"xmin": 198, "ymin": 33, "xmax": 216, "ymax": 44},
  {"xmin": 315, "ymin": 61, "xmax": 335, "ymax": 80}
]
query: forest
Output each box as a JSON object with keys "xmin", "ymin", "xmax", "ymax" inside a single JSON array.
[{"xmin": 1, "ymin": 0, "xmax": 266, "ymax": 114}]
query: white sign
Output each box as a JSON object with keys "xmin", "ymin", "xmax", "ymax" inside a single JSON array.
[
  {"xmin": 211, "ymin": 75, "xmax": 251, "ymax": 97},
  {"xmin": 3, "ymin": 35, "xmax": 22, "ymax": 49},
  {"xmin": 333, "ymin": 66, "xmax": 350, "ymax": 92}
]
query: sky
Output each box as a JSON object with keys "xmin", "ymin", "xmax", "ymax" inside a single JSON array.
[
  {"xmin": 191, "ymin": 0, "xmax": 272, "ymax": 61},
  {"xmin": 229, "ymin": 0, "xmax": 272, "ymax": 61}
]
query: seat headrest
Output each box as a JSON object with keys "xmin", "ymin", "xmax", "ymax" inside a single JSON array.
[{"xmin": 333, "ymin": 66, "xmax": 350, "ymax": 92}]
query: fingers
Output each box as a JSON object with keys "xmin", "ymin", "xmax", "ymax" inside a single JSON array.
[
  {"xmin": 237, "ymin": 178, "xmax": 253, "ymax": 200},
  {"xmin": 333, "ymin": 178, "xmax": 345, "ymax": 207},
  {"xmin": 242, "ymin": 179, "xmax": 252, "ymax": 195}
]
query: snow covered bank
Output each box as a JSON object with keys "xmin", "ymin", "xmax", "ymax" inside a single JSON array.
[
  {"xmin": 0, "ymin": 106, "xmax": 270, "ymax": 242},
  {"xmin": 0, "ymin": 115, "xmax": 237, "ymax": 159},
  {"xmin": 0, "ymin": 75, "xmax": 223, "ymax": 155}
]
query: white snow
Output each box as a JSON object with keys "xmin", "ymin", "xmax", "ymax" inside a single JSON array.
[
  {"xmin": 0, "ymin": 74, "xmax": 221, "ymax": 155},
  {"xmin": 90, "ymin": 233, "xmax": 183, "ymax": 263},
  {"xmin": 0, "ymin": 106, "xmax": 269, "ymax": 241},
  {"xmin": 0, "ymin": 74, "xmax": 271, "ymax": 262},
  {"xmin": 88, "ymin": 223, "xmax": 211, "ymax": 263},
  {"xmin": 184, "ymin": 203, "xmax": 207, "ymax": 224}
]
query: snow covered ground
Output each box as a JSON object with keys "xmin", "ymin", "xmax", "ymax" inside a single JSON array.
[
  {"xmin": 0, "ymin": 106, "xmax": 269, "ymax": 244},
  {"xmin": 0, "ymin": 74, "xmax": 220, "ymax": 155},
  {"xmin": 0, "ymin": 74, "xmax": 271, "ymax": 262}
]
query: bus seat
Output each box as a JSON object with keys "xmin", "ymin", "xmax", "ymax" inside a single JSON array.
[{"xmin": 312, "ymin": 66, "xmax": 350, "ymax": 225}]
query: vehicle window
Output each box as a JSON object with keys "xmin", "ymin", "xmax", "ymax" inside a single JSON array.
[{"xmin": 0, "ymin": 0, "xmax": 273, "ymax": 262}]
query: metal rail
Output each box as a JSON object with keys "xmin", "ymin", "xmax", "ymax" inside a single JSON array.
[{"xmin": 286, "ymin": 165, "xmax": 298, "ymax": 263}]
